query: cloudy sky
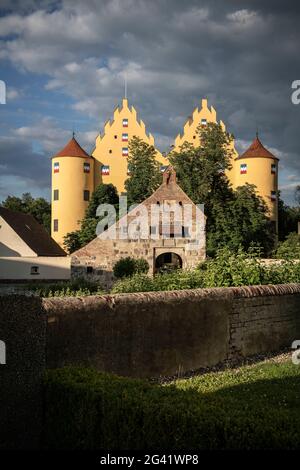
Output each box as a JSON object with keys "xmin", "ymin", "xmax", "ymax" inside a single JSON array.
[{"xmin": 0, "ymin": 0, "xmax": 299, "ymax": 204}]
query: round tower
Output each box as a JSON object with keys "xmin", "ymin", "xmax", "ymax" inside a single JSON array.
[
  {"xmin": 233, "ymin": 134, "xmax": 279, "ymax": 234},
  {"xmin": 51, "ymin": 136, "xmax": 94, "ymax": 248}
]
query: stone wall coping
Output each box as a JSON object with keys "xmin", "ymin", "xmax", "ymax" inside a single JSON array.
[{"xmin": 42, "ymin": 283, "xmax": 300, "ymax": 314}]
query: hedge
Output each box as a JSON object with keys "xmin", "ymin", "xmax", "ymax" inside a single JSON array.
[{"xmin": 43, "ymin": 362, "xmax": 300, "ymax": 450}]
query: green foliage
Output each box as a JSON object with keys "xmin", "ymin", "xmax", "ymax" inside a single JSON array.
[
  {"xmin": 295, "ymin": 185, "xmax": 300, "ymax": 206},
  {"xmin": 1, "ymin": 192, "xmax": 51, "ymax": 232},
  {"xmin": 85, "ymin": 183, "xmax": 119, "ymax": 219},
  {"xmin": 125, "ymin": 136, "xmax": 162, "ymax": 206},
  {"xmin": 28, "ymin": 278, "xmax": 104, "ymax": 297},
  {"xmin": 207, "ymin": 184, "xmax": 274, "ymax": 256},
  {"xmin": 169, "ymin": 123, "xmax": 275, "ymax": 256},
  {"xmin": 43, "ymin": 362, "xmax": 300, "ymax": 449},
  {"xmin": 169, "ymin": 123, "xmax": 233, "ymax": 206},
  {"xmin": 274, "ymin": 233, "xmax": 300, "ymax": 259},
  {"xmin": 113, "ymin": 257, "xmax": 149, "ymax": 279},
  {"xmin": 134, "ymin": 258, "xmax": 150, "ymax": 274},
  {"xmin": 278, "ymin": 193, "xmax": 300, "ymax": 241},
  {"xmin": 64, "ymin": 183, "xmax": 118, "ymax": 254},
  {"xmin": 112, "ymin": 247, "xmax": 300, "ymax": 294}
]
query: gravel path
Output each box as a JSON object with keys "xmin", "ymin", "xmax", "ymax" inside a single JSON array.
[{"xmin": 151, "ymin": 348, "xmax": 292, "ymax": 384}]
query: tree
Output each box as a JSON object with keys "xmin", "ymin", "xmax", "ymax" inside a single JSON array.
[
  {"xmin": 63, "ymin": 183, "xmax": 118, "ymax": 254},
  {"xmin": 274, "ymin": 232, "xmax": 300, "ymax": 259},
  {"xmin": 1, "ymin": 192, "xmax": 51, "ymax": 232},
  {"xmin": 169, "ymin": 122, "xmax": 234, "ymax": 208},
  {"xmin": 295, "ymin": 185, "xmax": 300, "ymax": 206},
  {"xmin": 278, "ymin": 193, "xmax": 300, "ymax": 241},
  {"xmin": 85, "ymin": 183, "xmax": 119, "ymax": 218},
  {"xmin": 125, "ymin": 136, "xmax": 162, "ymax": 206},
  {"xmin": 207, "ymin": 184, "xmax": 274, "ymax": 255},
  {"xmin": 169, "ymin": 123, "xmax": 274, "ymax": 256}
]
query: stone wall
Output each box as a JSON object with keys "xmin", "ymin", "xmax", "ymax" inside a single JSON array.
[
  {"xmin": 0, "ymin": 294, "xmax": 46, "ymax": 449},
  {"xmin": 72, "ymin": 238, "xmax": 205, "ymax": 289},
  {"xmin": 1, "ymin": 284, "xmax": 300, "ymax": 448},
  {"xmin": 44, "ymin": 283, "xmax": 300, "ymax": 378}
]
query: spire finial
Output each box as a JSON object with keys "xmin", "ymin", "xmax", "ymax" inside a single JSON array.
[{"xmin": 72, "ymin": 130, "xmax": 75, "ymax": 138}]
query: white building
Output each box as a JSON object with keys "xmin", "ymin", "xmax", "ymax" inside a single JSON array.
[{"xmin": 0, "ymin": 207, "xmax": 70, "ymax": 281}]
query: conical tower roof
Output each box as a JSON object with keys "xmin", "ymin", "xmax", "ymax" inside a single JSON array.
[
  {"xmin": 55, "ymin": 136, "xmax": 90, "ymax": 158},
  {"xmin": 237, "ymin": 135, "xmax": 278, "ymax": 160}
]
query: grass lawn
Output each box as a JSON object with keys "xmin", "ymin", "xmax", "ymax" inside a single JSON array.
[{"xmin": 44, "ymin": 357, "xmax": 300, "ymax": 450}]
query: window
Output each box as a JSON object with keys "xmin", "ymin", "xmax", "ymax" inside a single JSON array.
[
  {"xmin": 122, "ymin": 118, "xmax": 128, "ymax": 127},
  {"xmin": 122, "ymin": 147, "xmax": 128, "ymax": 156},
  {"xmin": 271, "ymin": 163, "xmax": 276, "ymax": 174},
  {"xmin": 160, "ymin": 165, "xmax": 168, "ymax": 172},
  {"xmin": 53, "ymin": 219, "xmax": 58, "ymax": 232},
  {"xmin": 53, "ymin": 162, "xmax": 59, "ymax": 173},
  {"xmin": 122, "ymin": 133, "xmax": 128, "ymax": 142},
  {"xmin": 271, "ymin": 191, "xmax": 277, "ymax": 201},
  {"xmin": 150, "ymin": 226, "xmax": 157, "ymax": 235},
  {"xmin": 201, "ymin": 118, "xmax": 207, "ymax": 125},
  {"xmin": 109, "ymin": 149, "xmax": 112, "ymax": 154},
  {"xmin": 193, "ymin": 135, "xmax": 196, "ymax": 139},
  {"xmin": 101, "ymin": 165, "xmax": 110, "ymax": 175},
  {"xmin": 182, "ymin": 226, "xmax": 189, "ymax": 237},
  {"xmin": 53, "ymin": 189, "xmax": 59, "ymax": 201},
  {"xmin": 114, "ymin": 135, "xmax": 118, "ymax": 139},
  {"xmin": 84, "ymin": 162, "xmax": 90, "ymax": 173},
  {"xmin": 240, "ymin": 163, "xmax": 247, "ymax": 174},
  {"xmin": 30, "ymin": 266, "xmax": 39, "ymax": 275},
  {"xmin": 84, "ymin": 190, "xmax": 90, "ymax": 201},
  {"xmin": 86, "ymin": 266, "xmax": 94, "ymax": 274}
]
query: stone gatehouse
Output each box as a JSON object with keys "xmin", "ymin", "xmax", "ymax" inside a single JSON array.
[{"xmin": 72, "ymin": 167, "xmax": 206, "ymax": 288}]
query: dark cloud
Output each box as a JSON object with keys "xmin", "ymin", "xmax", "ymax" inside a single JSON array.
[{"xmin": 0, "ymin": 0, "xmax": 299, "ymax": 203}]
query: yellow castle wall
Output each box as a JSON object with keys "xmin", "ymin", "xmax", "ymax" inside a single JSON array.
[
  {"xmin": 233, "ymin": 156, "xmax": 278, "ymax": 224},
  {"xmin": 92, "ymin": 98, "xmax": 169, "ymax": 193},
  {"xmin": 51, "ymin": 155, "xmax": 94, "ymax": 247}
]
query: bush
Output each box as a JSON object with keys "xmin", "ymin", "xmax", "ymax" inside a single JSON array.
[
  {"xmin": 113, "ymin": 257, "xmax": 149, "ymax": 279},
  {"xmin": 28, "ymin": 278, "xmax": 104, "ymax": 297},
  {"xmin": 274, "ymin": 233, "xmax": 300, "ymax": 259},
  {"xmin": 112, "ymin": 247, "xmax": 300, "ymax": 294},
  {"xmin": 43, "ymin": 362, "xmax": 300, "ymax": 449},
  {"xmin": 134, "ymin": 258, "xmax": 150, "ymax": 274}
]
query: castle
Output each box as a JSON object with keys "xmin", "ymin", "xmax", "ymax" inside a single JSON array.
[{"xmin": 51, "ymin": 98, "xmax": 278, "ymax": 247}]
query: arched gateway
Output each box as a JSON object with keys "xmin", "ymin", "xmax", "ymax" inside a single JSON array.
[{"xmin": 155, "ymin": 252, "xmax": 183, "ymax": 273}]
